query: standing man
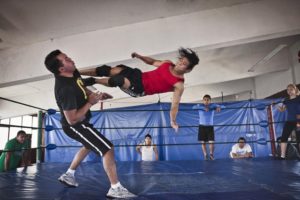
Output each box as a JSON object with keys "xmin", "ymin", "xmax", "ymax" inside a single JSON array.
[
  {"xmin": 44, "ymin": 50, "xmax": 135, "ymax": 199},
  {"xmin": 193, "ymin": 94, "xmax": 222, "ymax": 160},
  {"xmin": 0, "ymin": 130, "xmax": 30, "ymax": 172},
  {"xmin": 136, "ymin": 134, "xmax": 159, "ymax": 161}
]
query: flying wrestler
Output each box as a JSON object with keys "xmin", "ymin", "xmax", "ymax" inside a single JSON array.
[{"xmin": 80, "ymin": 48, "xmax": 199, "ymax": 132}]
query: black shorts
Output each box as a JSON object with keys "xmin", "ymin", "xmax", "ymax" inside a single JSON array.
[
  {"xmin": 198, "ymin": 125, "xmax": 215, "ymax": 142},
  {"xmin": 281, "ymin": 121, "xmax": 300, "ymax": 142},
  {"xmin": 62, "ymin": 122, "xmax": 113, "ymax": 156},
  {"xmin": 118, "ymin": 65, "xmax": 145, "ymax": 97}
]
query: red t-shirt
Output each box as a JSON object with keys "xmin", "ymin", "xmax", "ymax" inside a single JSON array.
[{"xmin": 142, "ymin": 62, "xmax": 184, "ymax": 95}]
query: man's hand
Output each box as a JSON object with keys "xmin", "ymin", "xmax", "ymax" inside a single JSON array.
[
  {"xmin": 297, "ymin": 123, "xmax": 300, "ymax": 131},
  {"xmin": 171, "ymin": 121, "xmax": 179, "ymax": 132},
  {"xmin": 88, "ymin": 92, "xmax": 102, "ymax": 105},
  {"xmin": 88, "ymin": 92, "xmax": 113, "ymax": 105},
  {"xmin": 98, "ymin": 92, "xmax": 113, "ymax": 100},
  {"xmin": 205, "ymin": 106, "xmax": 209, "ymax": 112},
  {"xmin": 277, "ymin": 105, "xmax": 286, "ymax": 112},
  {"xmin": 216, "ymin": 107, "xmax": 221, "ymax": 112},
  {"xmin": 297, "ymin": 115, "xmax": 300, "ymax": 131}
]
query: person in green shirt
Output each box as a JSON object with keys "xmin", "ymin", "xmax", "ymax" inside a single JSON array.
[{"xmin": 0, "ymin": 130, "xmax": 30, "ymax": 172}]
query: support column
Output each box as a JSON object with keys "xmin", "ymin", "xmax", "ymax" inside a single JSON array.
[{"xmin": 36, "ymin": 110, "xmax": 43, "ymax": 163}]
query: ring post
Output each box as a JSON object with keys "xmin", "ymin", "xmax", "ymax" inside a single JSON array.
[
  {"xmin": 267, "ymin": 105, "xmax": 277, "ymax": 156},
  {"xmin": 36, "ymin": 110, "xmax": 43, "ymax": 163}
]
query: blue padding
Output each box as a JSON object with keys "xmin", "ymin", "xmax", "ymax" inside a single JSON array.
[
  {"xmin": 44, "ymin": 99, "xmax": 286, "ymax": 162},
  {"xmin": 47, "ymin": 108, "xmax": 57, "ymax": 115},
  {"xmin": 256, "ymin": 103, "xmax": 267, "ymax": 110},
  {"xmin": 45, "ymin": 125, "xmax": 54, "ymax": 132},
  {"xmin": 45, "ymin": 144, "xmax": 57, "ymax": 150},
  {"xmin": 259, "ymin": 120, "xmax": 269, "ymax": 127}
]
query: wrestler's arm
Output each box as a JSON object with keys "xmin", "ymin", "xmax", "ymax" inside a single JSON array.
[
  {"xmin": 170, "ymin": 82, "xmax": 184, "ymax": 132},
  {"xmin": 131, "ymin": 52, "xmax": 172, "ymax": 68}
]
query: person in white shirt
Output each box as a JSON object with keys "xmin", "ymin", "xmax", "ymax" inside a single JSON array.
[
  {"xmin": 136, "ymin": 134, "xmax": 159, "ymax": 161},
  {"xmin": 230, "ymin": 137, "xmax": 253, "ymax": 159}
]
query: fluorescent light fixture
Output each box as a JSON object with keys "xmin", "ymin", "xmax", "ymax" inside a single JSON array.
[{"xmin": 248, "ymin": 44, "xmax": 287, "ymax": 72}]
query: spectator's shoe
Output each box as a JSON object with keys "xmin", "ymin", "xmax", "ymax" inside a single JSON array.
[
  {"xmin": 209, "ymin": 154, "xmax": 214, "ymax": 160},
  {"xmin": 58, "ymin": 172, "xmax": 79, "ymax": 187},
  {"xmin": 106, "ymin": 185, "xmax": 136, "ymax": 199},
  {"xmin": 204, "ymin": 155, "xmax": 209, "ymax": 160}
]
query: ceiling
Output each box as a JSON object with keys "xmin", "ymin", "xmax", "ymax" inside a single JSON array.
[
  {"xmin": 0, "ymin": 0, "xmax": 258, "ymax": 49},
  {"xmin": 0, "ymin": 0, "xmax": 299, "ymax": 119}
]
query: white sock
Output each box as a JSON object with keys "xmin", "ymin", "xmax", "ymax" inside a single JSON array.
[
  {"xmin": 67, "ymin": 168, "xmax": 75, "ymax": 176},
  {"xmin": 111, "ymin": 182, "xmax": 121, "ymax": 189}
]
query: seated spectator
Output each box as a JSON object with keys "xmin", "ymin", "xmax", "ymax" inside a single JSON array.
[
  {"xmin": 136, "ymin": 134, "xmax": 159, "ymax": 161},
  {"xmin": 0, "ymin": 130, "xmax": 30, "ymax": 172},
  {"xmin": 230, "ymin": 137, "xmax": 253, "ymax": 159}
]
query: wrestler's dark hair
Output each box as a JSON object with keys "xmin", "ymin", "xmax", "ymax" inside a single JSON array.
[
  {"xmin": 17, "ymin": 130, "xmax": 26, "ymax": 137},
  {"xmin": 203, "ymin": 94, "xmax": 211, "ymax": 100},
  {"xmin": 44, "ymin": 49, "xmax": 63, "ymax": 75},
  {"xmin": 178, "ymin": 47, "xmax": 199, "ymax": 70}
]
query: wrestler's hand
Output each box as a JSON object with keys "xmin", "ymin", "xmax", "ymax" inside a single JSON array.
[
  {"xmin": 88, "ymin": 92, "xmax": 102, "ymax": 105},
  {"xmin": 98, "ymin": 92, "xmax": 113, "ymax": 100},
  {"xmin": 171, "ymin": 121, "xmax": 179, "ymax": 133},
  {"xmin": 131, "ymin": 52, "xmax": 140, "ymax": 58}
]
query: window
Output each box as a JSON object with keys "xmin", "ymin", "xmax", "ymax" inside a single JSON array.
[
  {"xmin": 32, "ymin": 116, "xmax": 38, "ymax": 148},
  {"xmin": 31, "ymin": 130, "xmax": 38, "ymax": 148},
  {"xmin": 0, "ymin": 127, "xmax": 9, "ymax": 149},
  {"xmin": 10, "ymin": 117, "xmax": 22, "ymax": 126},
  {"xmin": 1, "ymin": 118, "xmax": 9, "ymax": 125},
  {"xmin": 9, "ymin": 127, "xmax": 19, "ymax": 140},
  {"xmin": 22, "ymin": 115, "xmax": 33, "ymax": 128},
  {"xmin": 0, "ymin": 114, "xmax": 39, "ymax": 150}
]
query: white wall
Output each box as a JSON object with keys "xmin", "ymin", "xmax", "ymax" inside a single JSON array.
[
  {"xmin": 290, "ymin": 40, "xmax": 300, "ymax": 83},
  {"xmin": 181, "ymin": 78, "xmax": 255, "ymax": 102},
  {"xmin": 255, "ymin": 69, "xmax": 293, "ymax": 98},
  {"xmin": 255, "ymin": 39, "xmax": 300, "ymax": 98}
]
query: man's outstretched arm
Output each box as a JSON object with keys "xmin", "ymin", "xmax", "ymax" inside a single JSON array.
[{"xmin": 132, "ymin": 52, "xmax": 171, "ymax": 67}]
